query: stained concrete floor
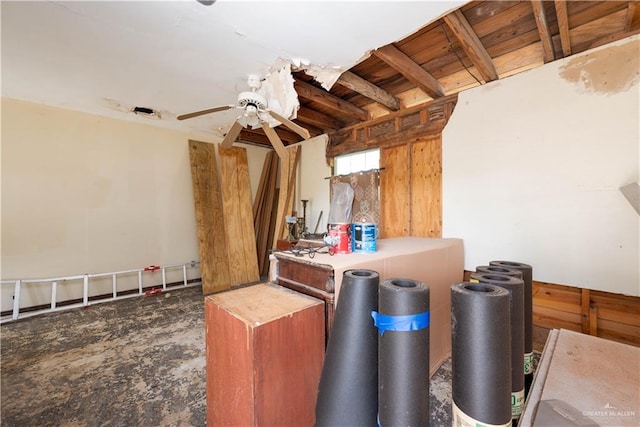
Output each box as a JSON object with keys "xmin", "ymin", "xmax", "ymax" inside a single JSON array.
[
  {"xmin": 1, "ymin": 283, "xmax": 537, "ymax": 426},
  {"xmin": 1, "ymin": 285, "xmax": 207, "ymax": 427}
]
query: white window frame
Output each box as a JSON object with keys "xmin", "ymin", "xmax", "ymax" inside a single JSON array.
[{"xmin": 334, "ymin": 148, "xmax": 380, "ymax": 176}]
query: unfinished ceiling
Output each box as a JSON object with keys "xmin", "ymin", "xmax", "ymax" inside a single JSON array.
[
  {"xmin": 0, "ymin": 0, "xmax": 464, "ymax": 138},
  {"xmin": 2, "ymin": 1, "xmax": 639, "ymax": 149}
]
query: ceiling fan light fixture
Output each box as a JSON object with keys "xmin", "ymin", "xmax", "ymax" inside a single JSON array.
[
  {"xmin": 245, "ymin": 105, "xmax": 261, "ymax": 128},
  {"xmin": 237, "ymin": 91, "xmax": 267, "ymax": 111}
]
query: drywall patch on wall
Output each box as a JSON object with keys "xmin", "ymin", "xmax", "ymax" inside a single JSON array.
[{"xmin": 559, "ymin": 37, "xmax": 640, "ymax": 95}]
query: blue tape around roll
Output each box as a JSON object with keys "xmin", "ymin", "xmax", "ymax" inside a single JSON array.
[{"xmin": 371, "ymin": 310, "xmax": 430, "ymax": 335}]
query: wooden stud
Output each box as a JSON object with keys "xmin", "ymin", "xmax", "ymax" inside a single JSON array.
[
  {"xmin": 581, "ymin": 288, "xmax": 591, "ymax": 334},
  {"xmin": 589, "ymin": 306, "xmax": 598, "ymax": 336}
]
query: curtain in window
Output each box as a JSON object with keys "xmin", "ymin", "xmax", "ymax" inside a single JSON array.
[{"xmin": 330, "ymin": 169, "xmax": 380, "ymax": 224}]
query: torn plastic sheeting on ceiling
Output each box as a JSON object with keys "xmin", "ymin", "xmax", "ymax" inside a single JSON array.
[{"xmin": 258, "ymin": 61, "xmax": 299, "ymax": 126}]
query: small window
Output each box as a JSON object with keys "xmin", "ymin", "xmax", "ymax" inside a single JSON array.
[{"xmin": 334, "ymin": 148, "xmax": 380, "ymax": 175}]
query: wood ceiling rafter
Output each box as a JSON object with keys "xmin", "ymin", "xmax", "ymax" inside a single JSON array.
[
  {"xmin": 555, "ymin": 0, "xmax": 572, "ymax": 57},
  {"xmin": 532, "ymin": 0, "xmax": 558, "ymax": 62},
  {"xmin": 627, "ymin": 1, "xmax": 640, "ymax": 31},
  {"xmin": 336, "ymin": 71, "xmax": 401, "ymax": 111},
  {"xmin": 372, "ymin": 44, "xmax": 445, "ymax": 99},
  {"xmin": 239, "ymin": 127, "xmax": 299, "ymax": 146},
  {"xmin": 443, "ymin": 9, "xmax": 499, "ymax": 83},
  {"xmin": 296, "ymin": 106, "xmax": 345, "ymax": 130},
  {"xmin": 293, "ymin": 79, "xmax": 369, "ymax": 121},
  {"xmin": 248, "ymin": 1, "xmax": 639, "ymax": 154}
]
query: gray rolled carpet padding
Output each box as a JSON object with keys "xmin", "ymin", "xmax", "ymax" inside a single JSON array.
[
  {"xmin": 451, "ymin": 282, "xmax": 512, "ymax": 427},
  {"xmin": 376, "ymin": 278, "xmax": 430, "ymax": 427},
  {"xmin": 315, "ymin": 269, "xmax": 379, "ymax": 427},
  {"xmin": 470, "ymin": 272, "xmax": 526, "ymax": 423},
  {"xmin": 476, "ymin": 265, "xmax": 524, "ymax": 280},
  {"xmin": 490, "ymin": 260, "xmax": 534, "ymax": 397}
]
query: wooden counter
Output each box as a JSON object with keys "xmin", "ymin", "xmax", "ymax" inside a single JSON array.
[{"xmin": 272, "ymin": 237, "xmax": 464, "ymax": 373}]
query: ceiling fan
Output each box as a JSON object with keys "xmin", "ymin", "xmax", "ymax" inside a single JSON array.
[{"xmin": 177, "ymin": 74, "xmax": 310, "ymax": 156}]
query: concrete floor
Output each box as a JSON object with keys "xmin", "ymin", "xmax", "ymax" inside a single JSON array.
[
  {"xmin": 1, "ymin": 283, "xmax": 539, "ymax": 426},
  {"xmin": 1, "ymin": 285, "xmax": 206, "ymax": 426}
]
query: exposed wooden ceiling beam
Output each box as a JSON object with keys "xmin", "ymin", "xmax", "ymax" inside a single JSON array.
[
  {"xmin": 627, "ymin": 1, "xmax": 640, "ymax": 31},
  {"xmin": 531, "ymin": 0, "xmax": 557, "ymax": 63},
  {"xmin": 296, "ymin": 106, "xmax": 344, "ymax": 130},
  {"xmin": 372, "ymin": 44, "xmax": 444, "ymax": 99},
  {"xmin": 237, "ymin": 129, "xmax": 272, "ymax": 146},
  {"xmin": 443, "ymin": 10, "xmax": 499, "ymax": 83},
  {"xmin": 336, "ymin": 71, "xmax": 401, "ymax": 111},
  {"xmin": 292, "ymin": 120, "xmax": 324, "ymax": 138},
  {"xmin": 238, "ymin": 126, "xmax": 299, "ymax": 145},
  {"xmin": 294, "ymin": 79, "xmax": 369, "ymax": 121},
  {"xmin": 554, "ymin": 0, "xmax": 572, "ymax": 57}
]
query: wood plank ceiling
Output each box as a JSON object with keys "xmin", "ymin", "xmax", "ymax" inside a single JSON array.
[{"xmin": 237, "ymin": 0, "xmax": 640, "ymax": 149}]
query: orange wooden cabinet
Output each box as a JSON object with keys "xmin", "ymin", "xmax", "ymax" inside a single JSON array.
[{"xmin": 205, "ymin": 283, "xmax": 325, "ymax": 426}]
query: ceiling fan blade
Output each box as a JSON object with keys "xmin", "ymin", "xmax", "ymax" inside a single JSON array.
[
  {"xmin": 267, "ymin": 110, "xmax": 311, "ymax": 140},
  {"xmin": 220, "ymin": 121, "xmax": 244, "ymax": 148},
  {"xmin": 177, "ymin": 105, "xmax": 234, "ymax": 120},
  {"xmin": 261, "ymin": 123, "xmax": 288, "ymax": 160}
]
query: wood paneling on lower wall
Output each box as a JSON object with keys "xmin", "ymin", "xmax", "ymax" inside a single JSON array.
[
  {"xmin": 534, "ymin": 280, "xmax": 640, "ymax": 347},
  {"xmin": 464, "ymin": 270, "xmax": 639, "ymax": 348}
]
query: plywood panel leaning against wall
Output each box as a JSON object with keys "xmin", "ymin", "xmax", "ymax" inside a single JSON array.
[
  {"xmin": 188, "ymin": 140, "xmax": 231, "ymax": 294},
  {"xmin": 218, "ymin": 145, "xmax": 260, "ymax": 286},
  {"xmin": 380, "ymin": 144, "xmax": 410, "ymax": 238},
  {"xmin": 253, "ymin": 151, "xmax": 279, "ymax": 276},
  {"xmin": 272, "ymin": 145, "xmax": 301, "ymax": 246},
  {"xmin": 411, "ymin": 136, "xmax": 442, "ymax": 237}
]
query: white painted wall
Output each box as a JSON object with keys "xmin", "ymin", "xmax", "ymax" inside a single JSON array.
[
  {"xmin": 443, "ymin": 36, "xmax": 640, "ymax": 296},
  {"xmin": 1, "ymin": 99, "xmax": 269, "ymax": 310},
  {"xmin": 296, "ymin": 134, "xmax": 332, "ymax": 235}
]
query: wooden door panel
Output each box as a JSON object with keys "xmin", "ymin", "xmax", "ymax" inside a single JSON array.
[
  {"xmin": 380, "ymin": 144, "xmax": 410, "ymax": 238},
  {"xmin": 411, "ymin": 136, "xmax": 442, "ymax": 237}
]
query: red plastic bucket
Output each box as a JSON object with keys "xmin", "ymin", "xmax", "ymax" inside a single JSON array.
[{"xmin": 327, "ymin": 223, "xmax": 352, "ymax": 254}]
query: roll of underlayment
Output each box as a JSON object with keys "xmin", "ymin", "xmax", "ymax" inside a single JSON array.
[
  {"xmin": 315, "ymin": 269, "xmax": 379, "ymax": 427},
  {"xmin": 470, "ymin": 272, "xmax": 525, "ymax": 424},
  {"xmin": 475, "ymin": 265, "xmax": 524, "ymax": 280},
  {"xmin": 489, "ymin": 260, "xmax": 534, "ymax": 397},
  {"xmin": 451, "ymin": 282, "xmax": 512, "ymax": 427},
  {"xmin": 374, "ymin": 278, "xmax": 430, "ymax": 427}
]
